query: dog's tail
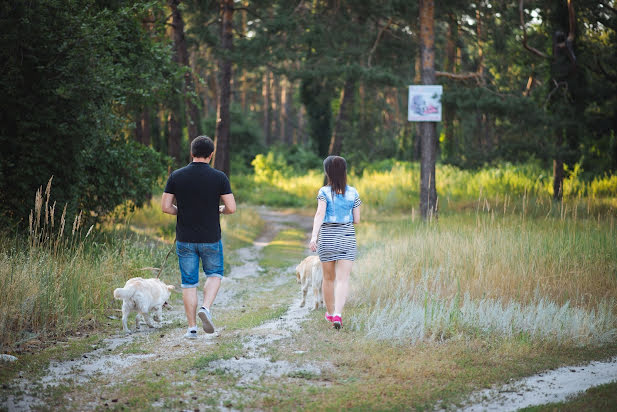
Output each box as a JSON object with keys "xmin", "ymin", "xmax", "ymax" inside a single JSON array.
[{"xmin": 113, "ymin": 287, "xmax": 133, "ymax": 300}]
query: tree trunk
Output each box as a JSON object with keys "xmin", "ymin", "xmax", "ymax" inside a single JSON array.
[
  {"xmin": 419, "ymin": 0, "xmax": 438, "ymax": 219},
  {"xmin": 272, "ymin": 72, "xmax": 281, "ymax": 142},
  {"xmin": 297, "ymin": 105, "xmax": 306, "ymax": 145},
  {"xmin": 141, "ymin": 107, "xmax": 151, "ymax": 146},
  {"xmin": 549, "ymin": 0, "xmax": 577, "ymax": 201},
  {"xmin": 135, "ymin": 111, "xmax": 143, "ymax": 144},
  {"xmin": 413, "ymin": 44, "xmax": 422, "ymax": 161},
  {"xmin": 167, "ymin": 109, "xmax": 182, "ymax": 164},
  {"xmin": 170, "ymin": 0, "xmax": 199, "ymax": 141},
  {"xmin": 213, "ymin": 0, "xmax": 233, "ymax": 175},
  {"xmin": 553, "ymin": 132, "xmax": 564, "ymax": 201},
  {"xmin": 442, "ymin": 14, "xmax": 457, "ymax": 159},
  {"xmin": 328, "ymin": 77, "xmax": 356, "ymax": 156},
  {"xmin": 262, "ymin": 70, "xmax": 272, "ymax": 146},
  {"xmin": 240, "ymin": 0, "xmax": 248, "ymax": 113},
  {"xmin": 281, "ymin": 77, "xmax": 294, "ymax": 144}
]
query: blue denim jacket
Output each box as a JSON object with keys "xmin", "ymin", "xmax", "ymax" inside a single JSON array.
[{"xmin": 317, "ymin": 185, "xmax": 361, "ymax": 224}]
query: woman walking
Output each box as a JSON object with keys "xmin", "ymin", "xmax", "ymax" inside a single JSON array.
[{"xmin": 309, "ymin": 156, "xmax": 361, "ymax": 329}]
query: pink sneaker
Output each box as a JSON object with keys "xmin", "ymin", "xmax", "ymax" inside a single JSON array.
[
  {"xmin": 325, "ymin": 312, "xmax": 334, "ymax": 323},
  {"xmin": 332, "ymin": 315, "xmax": 342, "ymax": 329}
]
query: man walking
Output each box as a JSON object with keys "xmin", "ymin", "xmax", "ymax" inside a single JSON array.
[{"xmin": 162, "ymin": 136, "xmax": 236, "ymax": 338}]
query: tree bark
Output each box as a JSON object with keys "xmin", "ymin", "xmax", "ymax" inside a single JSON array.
[
  {"xmin": 262, "ymin": 70, "xmax": 272, "ymax": 146},
  {"xmin": 553, "ymin": 130, "xmax": 564, "ymax": 201},
  {"xmin": 272, "ymin": 71, "xmax": 281, "ymax": 143},
  {"xmin": 443, "ymin": 14, "xmax": 457, "ymax": 159},
  {"xmin": 170, "ymin": 0, "xmax": 200, "ymax": 141},
  {"xmin": 550, "ymin": 0, "xmax": 577, "ymax": 201},
  {"xmin": 419, "ymin": 0, "xmax": 438, "ymax": 220},
  {"xmin": 213, "ymin": 0, "xmax": 233, "ymax": 175},
  {"xmin": 167, "ymin": 109, "xmax": 182, "ymax": 164},
  {"xmin": 281, "ymin": 77, "xmax": 294, "ymax": 145},
  {"xmin": 141, "ymin": 108, "xmax": 151, "ymax": 146},
  {"xmin": 240, "ymin": 0, "xmax": 248, "ymax": 113},
  {"xmin": 328, "ymin": 77, "xmax": 356, "ymax": 156},
  {"xmin": 135, "ymin": 111, "xmax": 143, "ymax": 144}
]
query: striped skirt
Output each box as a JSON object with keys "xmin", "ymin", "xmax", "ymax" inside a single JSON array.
[{"xmin": 317, "ymin": 222, "xmax": 357, "ymax": 262}]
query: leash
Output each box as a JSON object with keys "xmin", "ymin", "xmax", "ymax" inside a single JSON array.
[{"xmin": 156, "ymin": 237, "xmax": 176, "ymax": 279}]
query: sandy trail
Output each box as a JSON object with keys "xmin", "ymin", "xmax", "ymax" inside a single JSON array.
[{"xmin": 450, "ymin": 356, "xmax": 617, "ymax": 411}]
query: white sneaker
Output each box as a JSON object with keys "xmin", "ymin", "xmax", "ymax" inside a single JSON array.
[
  {"xmin": 198, "ymin": 307, "xmax": 215, "ymax": 334},
  {"xmin": 184, "ymin": 329, "xmax": 198, "ymax": 339}
]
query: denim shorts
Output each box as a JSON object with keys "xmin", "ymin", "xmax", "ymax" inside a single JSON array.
[{"xmin": 176, "ymin": 240, "xmax": 224, "ymax": 288}]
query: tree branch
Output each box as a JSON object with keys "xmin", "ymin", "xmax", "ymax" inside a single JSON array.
[
  {"xmin": 367, "ymin": 18, "xmax": 392, "ymax": 68},
  {"xmin": 519, "ymin": 0, "xmax": 549, "ymax": 59},
  {"xmin": 436, "ymin": 71, "xmax": 482, "ymax": 84}
]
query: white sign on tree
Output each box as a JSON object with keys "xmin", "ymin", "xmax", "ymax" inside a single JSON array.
[{"xmin": 408, "ymin": 85, "xmax": 443, "ymax": 122}]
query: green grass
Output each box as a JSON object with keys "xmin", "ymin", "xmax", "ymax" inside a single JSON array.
[
  {"xmin": 232, "ymin": 159, "xmax": 617, "ymax": 214},
  {"xmin": 223, "ymin": 305, "xmax": 289, "ymax": 330},
  {"xmin": 259, "ymin": 228, "xmax": 307, "ymax": 269}
]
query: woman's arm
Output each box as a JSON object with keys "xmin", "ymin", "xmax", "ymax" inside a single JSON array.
[
  {"xmin": 309, "ymin": 200, "xmax": 326, "ymax": 252},
  {"xmin": 352, "ymin": 205, "xmax": 360, "ymax": 224}
]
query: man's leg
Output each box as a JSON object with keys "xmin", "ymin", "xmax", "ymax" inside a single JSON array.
[
  {"xmin": 176, "ymin": 241, "xmax": 200, "ymax": 331},
  {"xmin": 197, "ymin": 240, "xmax": 224, "ymax": 333},
  {"xmin": 321, "ymin": 261, "xmax": 336, "ymax": 315},
  {"xmin": 182, "ymin": 288, "xmax": 198, "ymax": 328},
  {"xmin": 202, "ymin": 276, "xmax": 221, "ymax": 310}
]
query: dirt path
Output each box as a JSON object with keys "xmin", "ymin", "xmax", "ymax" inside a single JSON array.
[
  {"xmin": 456, "ymin": 356, "xmax": 617, "ymax": 411},
  {"xmin": 2, "ymin": 207, "xmax": 316, "ymax": 411}
]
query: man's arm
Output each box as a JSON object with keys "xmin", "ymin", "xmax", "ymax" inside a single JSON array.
[
  {"xmin": 220, "ymin": 193, "xmax": 236, "ymax": 215},
  {"xmin": 161, "ymin": 192, "xmax": 178, "ymax": 215}
]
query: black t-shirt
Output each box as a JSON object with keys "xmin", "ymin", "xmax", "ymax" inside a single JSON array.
[{"xmin": 163, "ymin": 162, "xmax": 232, "ymax": 243}]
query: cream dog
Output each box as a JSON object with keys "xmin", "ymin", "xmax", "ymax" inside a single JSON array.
[
  {"xmin": 113, "ymin": 277, "xmax": 174, "ymax": 333},
  {"xmin": 295, "ymin": 255, "xmax": 323, "ymax": 310}
]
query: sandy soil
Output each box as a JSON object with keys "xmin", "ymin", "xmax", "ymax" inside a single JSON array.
[{"xmin": 453, "ymin": 356, "xmax": 617, "ymax": 411}]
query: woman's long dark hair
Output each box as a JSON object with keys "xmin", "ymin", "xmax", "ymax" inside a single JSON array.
[{"xmin": 324, "ymin": 156, "xmax": 347, "ymax": 195}]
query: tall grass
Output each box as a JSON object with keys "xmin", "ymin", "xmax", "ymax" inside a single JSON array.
[
  {"xmin": 0, "ymin": 183, "xmax": 265, "ymax": 350},
  {"xmin": 232, "ymin": 159, "xmax": 617, "ymax": 214},
  {"xmin": 348, "ymin": 212, "xmax": 617, "ymax": 345},
  {"xmin": 0, "ymin": 181, "xmax": 172, "ymax": 350}
]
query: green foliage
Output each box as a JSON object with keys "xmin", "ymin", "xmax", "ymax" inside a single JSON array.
[
  {"xmin": 231, "ymin": 157, "xmax": 617, "ymax": 212},
  {"xmin": 79, "ymin": 138, "xmax": 169, "ymax": 217},
  {"xmin": 252, "ymin": 152, "xmax": 293, "ymax": 183},
  {"xmin": 0, "ymin": 0, "xmax": 174, "ymax": 228}
]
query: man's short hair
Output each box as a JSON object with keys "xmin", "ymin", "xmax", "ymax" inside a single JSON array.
[{"xmin": 191, "ymin": 136, "xmax": 215, "ymax": 158}]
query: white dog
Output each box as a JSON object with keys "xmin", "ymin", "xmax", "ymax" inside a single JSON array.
[
  {"xmin": 113, "ymin": 277, "xmax": 174, "ymax": 333},
  {"xmin": 295, "ymin": 255, "xmax": 323, "ymax": 310}
]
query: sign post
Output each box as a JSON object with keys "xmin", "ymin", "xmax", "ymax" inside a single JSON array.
[{"xmin": 408, "ymin": 85, "xmax": 443, "ymax": 122}]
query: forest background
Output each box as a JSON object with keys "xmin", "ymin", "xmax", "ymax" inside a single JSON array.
[
  {"xmin": 1, "ymin": 0, "xmax": 617, "ymax": 226},
  {"xmin": 2, "ymin": 3, "xmax": 617, "ymax": 408}
]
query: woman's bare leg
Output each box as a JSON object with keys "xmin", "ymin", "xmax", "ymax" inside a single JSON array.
[
  {"xmin": 321, "ymin": 261, "xmax": 336, "ymax": 314},
  {"xmin": 334, "ymin": 260, "xmax": 353, "ymax": 315}
]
